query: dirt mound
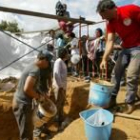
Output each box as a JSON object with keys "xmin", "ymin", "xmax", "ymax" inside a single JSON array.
[
  {"xmin": 52, "ymin": 119, "xmax": 86, "ymax": 140},
  {"xmin": 0, "ymin": 79, "xmax": 90, "ymax": 140},
  {"xmin": 0, "ymin": 94, "xmax": 19, "ymax": 140},
  {"xmin": 52, "ymin": 116, "xmax": 140, "ymax": 140},
  {"xmin": 64, "ymin": 81, "xmax": 89, "ymax": 119},
  {"xmin": 0, "ymin": 78, "xmax": 140, "ymax": 140},
  {"xmin": 0, "ymin": 77, "xmax": 18, "ymax": 93},
  {"xmin": 0, "ymin": 76, "xmax": 18, "ymax": 84},
  {"xmin": 0, "ymin": 77, "xmax": 19, "ymax": 140}
]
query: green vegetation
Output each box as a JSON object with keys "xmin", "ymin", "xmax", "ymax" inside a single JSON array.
[{"xmin": 0, "ymin": 20, "xmax": 23, "ymax": 33}]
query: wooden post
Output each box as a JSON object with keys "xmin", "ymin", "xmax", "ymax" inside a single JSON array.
[
  {"xmin": 0, "ymin": 6, "xmax": 95, "ymax": 25},
  {"xmin": 78, "ymin": 19, "xmax": 82, "ymax": 78}
]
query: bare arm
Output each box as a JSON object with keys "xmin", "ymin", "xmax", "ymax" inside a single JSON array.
[
  {"xmin": 100, "ymin": 33, "xmax": 115, "ymax": 69},
  {"xmin": 24, "ymin": 76, "xmax": 40, "ymax": 99},
  {"xmin": 102, "ymin": 33, "xmax": 115, "ymax": 61}
]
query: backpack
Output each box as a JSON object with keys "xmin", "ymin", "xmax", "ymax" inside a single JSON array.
[{"xmin": 55, "ymin": 1, "xmax": 65, "ymax": 16}]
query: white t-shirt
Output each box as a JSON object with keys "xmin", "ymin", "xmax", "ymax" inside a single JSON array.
[
  {"xmin": 41, "ymin": 36, "xmax": 53, "ymax": 45},
  {"xmin": 41, "ymin": 35, "xmax": 57, "ymax": 48},
  {"xmin": 70, "ymin": 38, "xmax": 79, "ymax": 55},
  {"xmin": 53, "ymin": 58, "xmax": 67, "ymax": 89}
]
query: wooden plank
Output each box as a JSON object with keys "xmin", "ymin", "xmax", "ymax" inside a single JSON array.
[
  {"xmin": 0, "ymin": 6, "xmax": 96, "ymax": 25},
  {"xmin": 114, "ymin": 112, "xmax": 140, "ymax": 121}
]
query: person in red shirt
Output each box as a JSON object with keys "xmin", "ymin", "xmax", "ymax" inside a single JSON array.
[{"xmin": 97, "ymin": 0, "xmax": 140, "ymax": 114}]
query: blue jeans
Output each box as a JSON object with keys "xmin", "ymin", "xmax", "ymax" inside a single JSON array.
[
  {"xmin": 111, "ymin": 67, "xmax": 125, "ymax": 85},
  {"xmin": 112, "ymin": 46, "xmax": 140, "ymax": 103}
]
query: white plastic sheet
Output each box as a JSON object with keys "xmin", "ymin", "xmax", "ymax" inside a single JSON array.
[{"xmin": 0, "ymin": 32, "xmax": 43, "ymax": 79}]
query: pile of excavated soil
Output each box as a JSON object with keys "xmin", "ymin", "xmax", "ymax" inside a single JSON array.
[
  {"xmin": 52, "ymin": 117, "xmax": 140, "ymax": 140},
  {"xmin": 63, "ymin": 80, "xmax": 89, "ymax": 119},
  {"xmin": 0, "ymin": 92, "xmax": 19, "ymax": 140},
  {"xmin": 0, "ymin": 77, "xmax": 140, "ymax": 140},
  {"xmin": 0, "ymin": 78, "xmax": 90, "ymax": 140},
  {"xmin": 52, "ymin": 85, "xmax": 140, "ymax": 140}
]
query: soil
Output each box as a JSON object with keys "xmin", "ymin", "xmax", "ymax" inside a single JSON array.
[{"xmin": 0, "ymin": 77, "xmax": 140, "ymax": 140}]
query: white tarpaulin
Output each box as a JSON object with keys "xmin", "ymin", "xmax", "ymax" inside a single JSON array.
[{"xmin": 0, "ymin": 32, "xmax": 43, "ymax": 79}]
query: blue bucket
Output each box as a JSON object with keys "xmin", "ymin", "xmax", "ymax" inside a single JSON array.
[
  {"xmin": 79, "ymin": 109, "xmax": 113, "ymax": 140},
  {"xmin": 88, "ymin": 80, "xmax": 114, "ymax": 107}
]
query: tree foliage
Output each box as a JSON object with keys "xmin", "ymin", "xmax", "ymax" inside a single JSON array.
[{"xmin": 0, "ymin": 20, "xmax": 23, "ymax": 33}]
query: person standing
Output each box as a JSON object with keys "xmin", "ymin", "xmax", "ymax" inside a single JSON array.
[
  {"xmin": 69, "ymin": 32, "xmax": 80, "ymax": 76},
  {"xmin": 97, "ymin": 0, "xmax": 140, "ymax": 114},
  {"xmin": 53, "ymin": 48, "xmax": 68, "ymax": 130},
  {"xmin": 81, "ymin": 35, "xmax": 88, "ymax": 78},
  {"xmin": 12, "ymin": 50, "xmax": 53, "ymax": 140},
  {"xmin": 86, "ymin": 28, "xmax": 105, "ymax": 80},
  {"xmin": 55, "ymin": 2, "xmax": 74, "ymax": 35},
  {"xmin": 41, "ymin": 29, "xmax": 56, "ymax": 51},
  {"xmin": 56, "ymin": 33, "xmax": 66, "ymax": 58}
]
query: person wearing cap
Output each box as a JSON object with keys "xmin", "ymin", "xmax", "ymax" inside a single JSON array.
[
  {"xmin": 41, "ymin": 29, "xmax": 56, "ymax": 58},
  {"xmin": 53, "ymin": 48, "xmax": 68, "ymax": 130},
  {"xmin": 97, "ymin": 0, "xmax": 140, "ymax": 114},
  {"xmin": 12, "ymin": 50, "xmax": 53, "ymax": 140}
]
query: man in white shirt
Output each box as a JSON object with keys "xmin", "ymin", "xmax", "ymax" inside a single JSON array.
[
  {"xmin": 41, "ymin": 30, "xmax": 55, "ymax": 45},
  {"xmin": 41, "ymin": 30, "xmax": 57, "ymax": 56},
  {"xmin": 53, "ymin": 48, "xmax": 68, "ymax": 129}
]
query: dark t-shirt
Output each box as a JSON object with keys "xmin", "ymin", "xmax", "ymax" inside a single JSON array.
[{"xmin": 14, "ymin": 63, "xmax": 51, "ymax": 104}]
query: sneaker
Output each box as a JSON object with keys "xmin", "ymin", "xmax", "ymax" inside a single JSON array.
[
  {"xmin": 85, "ymin": 79, "xmax": 90, "ymax": 83},
  {"xmin": 84, "ymin": 76, "xmax": 91, "ymax": 80},
  {"xmin": 124, "ymin": 103, "xmax": 135, "ymax": 114},
  {"xmin": 58, "ymin": 117, "xmax": 72, "ymax": 132}
]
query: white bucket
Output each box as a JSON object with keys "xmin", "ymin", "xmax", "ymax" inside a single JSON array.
[{"xmin": 34, "ymin": 98, "xmax": 57, "ymax": 127}]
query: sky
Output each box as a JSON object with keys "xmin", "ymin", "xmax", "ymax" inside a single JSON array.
[{"xmin": 0, "ymin": 0, "xmax": 140, "ymax": 36}]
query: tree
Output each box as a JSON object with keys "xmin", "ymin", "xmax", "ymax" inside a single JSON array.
[{"xmin": 0, "ymin": 20, "xmax": 23, "ymax": 33}]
